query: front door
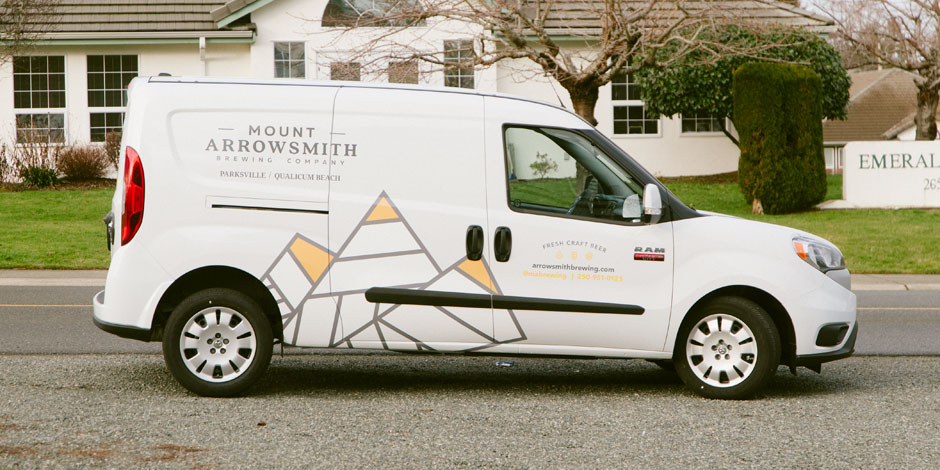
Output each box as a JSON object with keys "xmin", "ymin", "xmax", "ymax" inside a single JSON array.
[{"xmin": 483, "ymin": 120, "xmax": 674, "ymax": 354}]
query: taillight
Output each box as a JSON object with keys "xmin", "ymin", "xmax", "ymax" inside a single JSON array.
[{"xmin": 121, "ymin": 146, "xmax": 145, "ymax": 245}]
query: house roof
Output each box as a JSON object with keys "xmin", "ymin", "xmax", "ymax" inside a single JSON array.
[
  {"xmin": 2, "ymin": 0, "xmax": 832, "ymax": 43},
  {"xmin": 528, "ymin": 0, "xmax": 835, "ymax": 37},
  {"xmin": 823, "ymin": 68, "xmax": 921, "ymax": 143},
  {"xmin": 204, "ymin": 0, "xmax": 834, "ymax": 36},
  {"xmin": 0, "ymin": 0, "xmax": 254, "ymax": 41}
]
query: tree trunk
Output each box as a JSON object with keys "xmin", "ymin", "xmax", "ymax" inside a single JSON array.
[
  {"xmin": 914, "ymin": 86, "xmax": 939, "ymax": 140},
  {"xmin": 752, "ymin": 198, "xmax": 763, "ymax": 215},
  {"xmin": 568, "ymin": 86, "xmax": 599, "ymax": 126},
  {"xmin": 566, "ymin": 85, "xmax": 599, "ymax": 192}
]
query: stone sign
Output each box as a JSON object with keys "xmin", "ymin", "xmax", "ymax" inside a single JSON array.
[{"xmin": 843, "ymin": 141, "xmax": 940, "ymax": 208}]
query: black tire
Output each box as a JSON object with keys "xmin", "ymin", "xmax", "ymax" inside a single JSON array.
[
  {"xmin": 162, "ymin": 288, "xmax": 273, "ymax": 397},
  {"xmin": 674, "ymin": 296, "xmax": 780, "ymax": 399}
]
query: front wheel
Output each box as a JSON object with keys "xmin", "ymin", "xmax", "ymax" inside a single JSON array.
[
  {"xmin": 162, "ymin": 288, "xmax": 273, "ymax": 397},
  {"xmin": 674, "ymin": 297, "xmax": 780, "ymax": 399}
]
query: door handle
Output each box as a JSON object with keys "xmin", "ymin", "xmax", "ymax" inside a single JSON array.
[
  {"xmin": 466, "ymin": 225, "xmax": 484, "ymax": 261},
  {"xmin": 494, "ymin": 226, "xmax": 512, "ymax": 262}
]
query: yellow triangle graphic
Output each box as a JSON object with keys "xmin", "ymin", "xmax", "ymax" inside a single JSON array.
[
  {"xmin": 290, "ymin": 238, "xmax": 333, "ymax": 283},
  {"xmin": 366, "ymin": 196, "xmax": 400, "ymax": 222},
  {"xmin": 458, "ymin": 259, "xmax": 496, "ymax": 294}
]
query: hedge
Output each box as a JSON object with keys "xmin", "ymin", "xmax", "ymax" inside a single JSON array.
[{"xmin": 734, "ymin": 63, "xmax": 827, "ymax": 214}]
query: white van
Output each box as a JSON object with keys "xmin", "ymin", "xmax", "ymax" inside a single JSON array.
[{"xmin": 93, "ymin": 77, "xmax": 857, "ymax": 399}]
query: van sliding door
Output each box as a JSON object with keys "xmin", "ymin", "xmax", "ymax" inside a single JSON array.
[{"xmin": 323, "ymin": 87, "xmax": 499, "ymax": 352}]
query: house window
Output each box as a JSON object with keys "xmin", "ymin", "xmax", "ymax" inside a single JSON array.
[
  {"xmin": 681, "ymin": 111, "xmax": 725, "ymax": 134},
  {"xmin": 444, "ymin": 40, "xmax": 474, "ymax": 89},
  {"xmin": 322, "ymin": 0, "xmax": 426, "ymax": 27},
  {"xmin": 274, "ymin": 42, "xmax": 305, "ymax": 78},
  {"xmin": 331, "ymin": 62, "xmax": 361, "ymax": 81},
  {"xmin": 15, "ymin": 114, "xmax": 65, "ymax": 144},
  {"xmin": 13, "ymin": 56, "xmax": 66, "ymax": 143},
  {"xmin": 87, "ymin": 55, "xmax": 137, "ymax": 142},
  {"xmin": 90, "ymin": 113, "xmax": 124, "ymax": 143},
  {"xmin": 388, "ymin": 60, "xmax": 418, "ymax": 84},
  {"xmin": 611, "ymin": 72, "xmax": 659, "ymax": 136}
]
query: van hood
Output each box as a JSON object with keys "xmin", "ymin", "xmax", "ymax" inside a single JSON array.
[{"xmin": 694, "ymin": 210, "xmax": 839, "ymax": 251}]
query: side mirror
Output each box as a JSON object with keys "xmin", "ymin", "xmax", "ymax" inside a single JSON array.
[{"xmin": 642, "ymin": 183, "xmax": 663, "ymax": 224}]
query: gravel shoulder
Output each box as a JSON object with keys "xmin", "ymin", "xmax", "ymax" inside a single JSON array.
[{"xmin": 1, "ymin": 354, "xmax": 939, "ymax": 469}]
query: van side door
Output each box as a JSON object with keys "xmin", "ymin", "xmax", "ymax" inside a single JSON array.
[
  {"xmin": 323, "ymin": 88, "xmax": 506, "ymax": 352},
  {"xmin": 482, "ymin": 97, "xmax": 674, "ymax": 353}
]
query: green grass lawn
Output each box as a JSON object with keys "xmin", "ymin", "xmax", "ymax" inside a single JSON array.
[
  {"xmin": 664, "ymin": 175, "xmax": 940, "ymax": 274},
  {"xmin": 0, "ymin": 175, "xmax": 936, "ymax": 273},
  {"xmin": 0, "ymin": 188, "xmax": 113, "ymax": 269},
  {"xmin": 509, "ymin": 178, "xmax": 580, "ymax": 207}
]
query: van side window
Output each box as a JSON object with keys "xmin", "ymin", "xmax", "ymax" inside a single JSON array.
[{"xmin": 504, "ymin": 126, "xmax": 644, "ymax": 222}]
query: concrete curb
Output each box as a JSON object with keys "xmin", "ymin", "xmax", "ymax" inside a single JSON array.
[
  {"xmin": 851, "ymin": 274, "xmax": 940, "ymax": 291},
  {"xmin": 0, "ymin": 270, "xmax": 107, "ymax": 287}
]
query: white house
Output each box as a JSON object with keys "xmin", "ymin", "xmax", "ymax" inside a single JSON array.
[{"xmin": 0, "ymin": 0, "xmax": 833, "ymax": 177}]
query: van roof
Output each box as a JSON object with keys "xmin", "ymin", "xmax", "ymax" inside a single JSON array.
[{"xmin": 146, "ymin": 75, "xmax": 585, "ymax": 125}]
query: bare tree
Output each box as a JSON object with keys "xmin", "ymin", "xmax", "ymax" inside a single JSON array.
[
  {"xmin": 0, "ymin": 0, "xmax": 58, "ymax": 64},
  {"xmin": 821, "ymin": 0, "xmax": 940, "ymax": 140},
  {"xmin": 321, "ymin": 0, "xmax": 779, "ymax": 127}
]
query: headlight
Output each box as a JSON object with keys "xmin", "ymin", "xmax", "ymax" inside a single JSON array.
[{"xmin": 793, "ymin": 236, "xmax": 846, "ymax": 273}]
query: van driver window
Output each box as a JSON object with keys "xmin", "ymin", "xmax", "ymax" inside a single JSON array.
[{"xmin": 504, "ymin": 126, "xmax": 644, "ymax": 222}]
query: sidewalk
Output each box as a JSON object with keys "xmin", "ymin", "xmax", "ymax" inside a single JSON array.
[
  {"xmin": 0, "ymin": 270, "xmax": 938, "ymax": 291},
  {"xmin": 0, "ymin": 270, "xmax": 107, "ymax": 287},
  {"xmin": 850, "ymin": 274, "xmax": 940, "ymax": 291}
]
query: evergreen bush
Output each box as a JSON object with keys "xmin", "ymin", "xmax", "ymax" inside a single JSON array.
[
  {"xmin": 734, "ymin": 63, "xmax": 826, "ymax": 214},
  {"xmin": 12, "ymin": 134, "xmax": 60, "ymax": 189},
  {"xmin": 19, "ymin": 166, "xmax": 59, "ymax": 188}
]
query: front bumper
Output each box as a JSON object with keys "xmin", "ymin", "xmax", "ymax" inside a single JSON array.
[
  {"xmin": 92, "ymin": 290, "xmax": 153, "ymax": 342},
  {"xmin": 795, "ymin": 321, "xmax": 858, "ymax": 368}
]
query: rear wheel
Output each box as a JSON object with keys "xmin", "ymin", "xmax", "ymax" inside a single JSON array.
[
  {"xmin": 162, "ymin": 288, "xmax": 272, "ymax": 397},
  {"xmin": 674, "ymin": 296, "xmax": 780, "ymax": 399}
]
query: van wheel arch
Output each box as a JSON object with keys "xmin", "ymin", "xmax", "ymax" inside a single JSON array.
[
  {"xmin": 681, "ymin": 286, "xmax": 796, "ymax": 369},
  {"xmin": 152, "ymin": 266, "xmax": 282, "ymax": 343}
]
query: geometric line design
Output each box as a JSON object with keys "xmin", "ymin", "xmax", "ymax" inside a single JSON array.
[
  {"xmin": 290, "ymin": 237, "xmax": 333, "ymax": 284},
  {"xmin": 263, "ymin": 191, "xmax": 527, "ymax": 352},
  {"xmin": 456, "ymin": 258, "xmax": 497, "ymax": 294},
  {"xmin": 365, "ymin": 194, "xmax": 401, "ymax": 222}
]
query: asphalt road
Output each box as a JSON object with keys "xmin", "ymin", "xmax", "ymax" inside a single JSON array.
[
  {"xmin": 0, "ymin": 285, "xmax": 938, "ymax": 355},
  {"xmin": 2, "ymin": 284, "xmax": 940, "ymax": 468},
  {"xmin": 1, "ymin": 354, "xmax": 939, "ymax": 468}
]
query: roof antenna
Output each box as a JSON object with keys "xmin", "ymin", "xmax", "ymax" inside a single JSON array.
[{"xmin": 547, "ymin": 76, "xmax": 567, "ymax": 109}]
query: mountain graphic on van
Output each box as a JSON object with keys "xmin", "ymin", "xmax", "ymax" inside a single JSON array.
[{"xmin": 261, "ymin": 191, "xmax": 527, "ymax": 352}]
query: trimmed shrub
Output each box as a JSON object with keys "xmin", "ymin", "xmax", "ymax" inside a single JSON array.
[
  {"xmin": 58, "ymin": 145, "xmax": 110, "ymax": 181},
  {"xmin": 104, "ymin": 131, "xmax": 122, "ymax": 170},
  {"xmin": 734, "ymin": 63, "xmax": 826, "ymax": 214}
]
